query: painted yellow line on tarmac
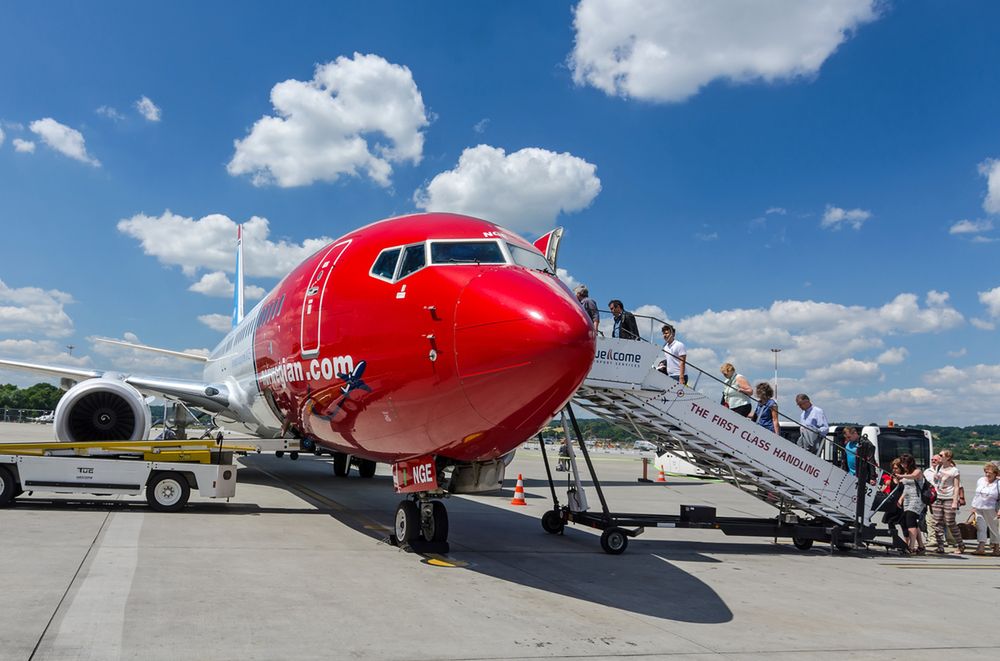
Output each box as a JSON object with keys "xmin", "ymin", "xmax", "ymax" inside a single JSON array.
[{"xmin": 423, "ymin": 555, "xmax": 467, "ymax": 568}]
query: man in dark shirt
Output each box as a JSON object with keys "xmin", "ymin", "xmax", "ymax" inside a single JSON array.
[{"xmin": 608, "ymin": 299, "xmax": 640, "ymax": 340}]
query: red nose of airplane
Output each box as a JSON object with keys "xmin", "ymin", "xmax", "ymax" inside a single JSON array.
[{"xmin": 454, "ymin": 267, "xmax": 596, "ymax": 441}]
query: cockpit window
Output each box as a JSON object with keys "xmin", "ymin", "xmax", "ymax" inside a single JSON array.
[
  {"xmin": 371, "ymin": 248, "xmax": 401, "ymax": 280},
  {"xmin": 507, "ymin": 243, "xmax": 551, "ymax": 272},
  {"xmin": 397, "ymin": 244, "xmax": 426, "ymax": 279},
  {"xmin": 430, "ymin": 241, "xmax": 506, "ymax": 265}
]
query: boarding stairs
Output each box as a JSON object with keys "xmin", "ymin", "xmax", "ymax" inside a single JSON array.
[{"xmin": 572, "ymin": 337, "xmax": 876, "ymax": 526}]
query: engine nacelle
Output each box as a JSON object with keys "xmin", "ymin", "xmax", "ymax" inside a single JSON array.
[{"xmin": 55, "ymin": 379, "xmax": 152, "ymax": 443}]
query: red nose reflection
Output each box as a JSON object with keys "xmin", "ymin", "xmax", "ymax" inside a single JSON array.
[{"xmin": 454, "ymin": 268, "xmax": 595, "ymax": 428}]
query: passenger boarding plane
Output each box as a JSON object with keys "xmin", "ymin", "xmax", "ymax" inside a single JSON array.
[{"xmin": 0, "ymin": 213, "xmax": 595, "ymax": 547}]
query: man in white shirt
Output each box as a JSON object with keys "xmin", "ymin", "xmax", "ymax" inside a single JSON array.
[
  {"xmin": 795, "ymin": 394, "xmax": 828, "ymax": 455},
  {"xmin": 657, "ymin": 324, "xmax": 687, "ymax": 385}
]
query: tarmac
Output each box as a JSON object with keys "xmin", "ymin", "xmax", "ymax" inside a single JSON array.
[{"xmin": 1, "ymin": 420, "xmax": 998, "ymax": 661}]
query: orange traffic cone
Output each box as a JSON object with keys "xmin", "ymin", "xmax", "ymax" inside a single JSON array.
[
  {"xmin": 510, "ymin": 473, "xmax": 527, "ymax": 505},
  {"xmin": 656, "ymin": 467, "xmax": 667, "ymax": 483}
]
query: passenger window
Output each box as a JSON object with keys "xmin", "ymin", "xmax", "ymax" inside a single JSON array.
[
  {"xmin": 397, "ymin": 244, "xmax": 426, "ymax": 279},
  {"xmin": 430, "ymin": 241, "xmax": 506, "ymax": 264},
  {"xmin": 371, "ymin": 248, "xmax": 401, "ymax": 280}
]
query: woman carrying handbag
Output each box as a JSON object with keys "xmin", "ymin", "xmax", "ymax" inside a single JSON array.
[
  {"xmin": 929, "ymin": 450, "xmax": 965, "ymax": 554},
  {"xmin": 971, "ymin": 462, "xmax": 1000, "ymax": 555}
]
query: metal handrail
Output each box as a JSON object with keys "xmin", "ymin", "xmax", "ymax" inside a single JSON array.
[{"xmin": 593, "ymin": 309, "xmax": 878, "ymax": 479}]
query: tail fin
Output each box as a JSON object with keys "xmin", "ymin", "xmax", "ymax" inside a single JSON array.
[{"xmin": 232, "ymin": 224, "xmax": 245, "ymax": 329}]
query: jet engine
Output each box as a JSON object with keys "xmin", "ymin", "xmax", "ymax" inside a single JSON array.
[{"xmin": 54, "ymin": 379, "xmax": 152, "ymax": 443}]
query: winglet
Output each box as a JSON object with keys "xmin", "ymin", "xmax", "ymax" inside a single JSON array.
[
  {"xmin": 532, "ymin": 227, "xmax": 564, "ymax": 271},
  {"xmin": 233, "ymin": 224, "xmax": 245, "ymax": 329}
]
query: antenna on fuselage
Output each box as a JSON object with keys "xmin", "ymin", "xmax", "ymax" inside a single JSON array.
[{"xmin": 232, "ymin": 223, "xmax": 245, "ymax": 329}]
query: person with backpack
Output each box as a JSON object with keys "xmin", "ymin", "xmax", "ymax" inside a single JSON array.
[{"xmin": 895, "ymin": 453, "xmax": 927, "ymax": 555}]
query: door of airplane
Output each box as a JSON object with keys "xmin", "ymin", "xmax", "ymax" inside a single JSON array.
[{"xmin": 300, "ymin": 240, "xmax": 351, "ymax": 359}]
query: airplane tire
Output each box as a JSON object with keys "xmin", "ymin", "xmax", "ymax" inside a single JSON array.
[
  {"xmin": 0, "ymin": 466, "xmax": 18, "ymax": 507},
  {"xmin": 541, "ymin": 509, "xmax": 564, "ymax": 535},
  {"xmin": 395, "ymin": 500, "xmax": 420, "ymax": 543},
  {"xmin": 792, "ymin": 537, "xmax": 814, "ymax": 551},
  {"xmin": 600, "ymin": 528, "xmax": 628, "ymax": 555},
  {"xmin": 146, "ymin": 472, "xmax": 190, "ymax": 513},
  {"xmin": 332, "ymin": 453, "xmax": 350, "ymax": 477},
  {"xmin": 358, "ymin": 459, "xmax": 377, "ymax": 478},
  {"xmin": 422, "ymin": 501, "xmax": 449, "ymax": 543}
]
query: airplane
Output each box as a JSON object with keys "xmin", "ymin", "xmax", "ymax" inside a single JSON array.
[{"xmin": 0, "ymin": 213, "xmax": 596, "ymax": 547}]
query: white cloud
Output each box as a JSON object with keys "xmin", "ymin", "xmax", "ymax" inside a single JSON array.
[
  {"xmin": 413, "ymin": 145, "xmax": 601, "ymax": 234},
  {"xmin": 765, "ymin": 207, "xmax": 787, "ymax": 215},
  {"xmin": 0, "ymin": 339, "xmax": 89, "ymax": 366},
  {"xmin": 556, "ymin": 268, "xmax": 581, "ymax": 292},
  {"xmin": 117, "ymin": 210, "xmax": 332, "ymax": 278},
  {"xmin": 29, "ymin": 118, "xmax": 100, "ymax": 166},
  {"xmin": 678, "ymin": 291, "xmax": 962, "ymax": 376},
  {"xmin": 189, "ymin": 271, "xmax": 265, "ymax": 299},
  {"xmin": 0, "ymin": 339, "xmax": 92, "ymax": 388},
  {"xmin": 0, "ymin": 279, "xmax": 75, "ymax": 338},
  {"xmin": 89, "ymin": 333, "xmax": 206, "ymax": 378},
  {"xmin": 473, "ymin": 118, "xmax": 490, "ymax": 134},
  {"xmin": 925, "ymin": 364, "xmax": 1000, "ymax": 391},
  {"xmin": 198, "ymin": 314, "xmax": 232, "ymax": 333},
  {"xmin": 0, "ymin": 126, "xmax": 4, "ymax": 146},
  {"xmin": 96, "ymin": 105, "xmax": 125, "ymax": 121},
  {"xmin": 970, "ymin": 318, "xmax": 996, "ymax": 331},
  {"xmin": 694, "ymin": 230, "xmax": 718, "ymax": 241},
  {"xmin": 13, "ymin": 139, "xmax": 35, "ymax": 153},
  {"xmin": 821, "ymin": 205, "xmax": 871, "ymax": 230},
  {"xmin": 877, "ymin": 347, "xmax": 908, "ymax": 365},
  {"xmin": 979, "ymin": 285, "xmax": 1000, "ymax": 318},
  {"xmin": 569, "ymin": 0, "xmax": 879, "ymax": 103},
  {"xmin": 949, "ymin": 219, "xmax": 993, "ymax": 234},
  {"xmin": 135, "ymin": 96, "xmax": 161, "ymax": 122},
  {"xmin": 947, "ymin": 348, "xmax": 967, "ymax": 358},
  {"xmin": 980, "ymin": 159, "xmax": 1000, "ymax": 215},
  {"xmin": 228, "ymin": 53, "xmax": 428, "ymax": 188},
  {"xmin": 806, "ymin": 358, "xmax": 880, "ymax": 384}
]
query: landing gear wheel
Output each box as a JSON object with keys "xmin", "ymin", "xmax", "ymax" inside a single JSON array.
[
  {"xmin": 600, "ymin": 528, "xmax": 628, "ymax": 555},
  {"xmin": 0, "ymin": 466, "xmax": 18, "ymax": 507},
  {"xmin": 792, "ymin": 537, "xmax": 814, "ymax": 551},
  {"xmin": 541, "ymin": 509, "xmax": 564, "ymax": 535},
  {"xmin": 332, "ymin": 453, "xmax": 350, "ymax": 477},
  {"xmin": 358, "ymin": 459, "xmax": 377, "ymax": 478},
  {"xmin": 146, "ymin": 472, "xmax": 190, "ymax": 512},
  {"xmin": 394, "ymin": 500, "xmax": 420, "ymax": 543},
  {"xmin": 421, "ymin": 501, "xmax": 449, "ymax": 543}
]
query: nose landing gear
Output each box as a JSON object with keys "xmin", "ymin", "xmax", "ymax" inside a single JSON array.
[{"xmin": 391, "ymin": 495, "xmax": 450, "ymax": 554}]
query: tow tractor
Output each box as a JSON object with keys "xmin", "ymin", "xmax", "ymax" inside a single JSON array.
[{"xmin": 0, "ymin": 438, "xmax": 256, "ymax": 512}]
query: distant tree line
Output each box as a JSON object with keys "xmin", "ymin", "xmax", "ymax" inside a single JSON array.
[{"xmin": 0, "ymin": 383, "xmax": 63, "ymax": 411}]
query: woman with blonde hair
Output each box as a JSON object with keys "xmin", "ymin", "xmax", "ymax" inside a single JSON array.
[
  {"xmin": 929, "ymin": 449, "xmax": 965, "ymax": 554},
  {"xmin": 720, "ymin": 363, "xmax": 753, "ymax": 417},
  {"xmin": 971, "ymin": 462, "xmax": 1000, "ymax": 555}
]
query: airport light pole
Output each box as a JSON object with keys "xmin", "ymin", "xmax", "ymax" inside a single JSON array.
[{"xmin": 771, "ymin": 348, "xmax": 781, "ymax": 403}]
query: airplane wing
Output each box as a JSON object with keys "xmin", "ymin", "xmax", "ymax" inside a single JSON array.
[{"xmin": 0, "ymin": 358, "xmax": 231, "ymax": 413}]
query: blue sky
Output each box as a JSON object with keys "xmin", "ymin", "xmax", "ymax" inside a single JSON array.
[{"xmin": 1, "ymin": 1, "xmax": 999, "ymax": 425}]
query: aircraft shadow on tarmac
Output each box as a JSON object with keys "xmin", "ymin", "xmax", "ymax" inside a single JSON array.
[{"xmin": 223, "ymin": 454, "xmax": 835, "ymax": 623}]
